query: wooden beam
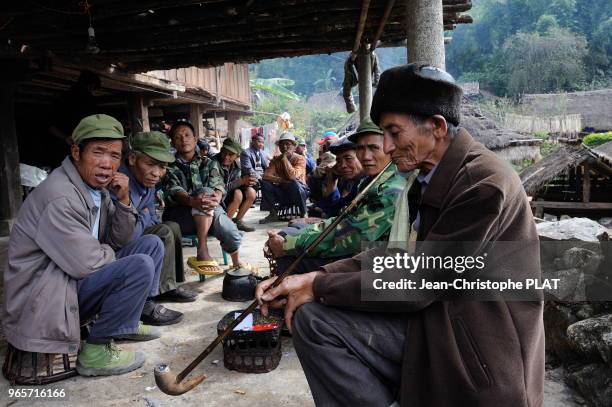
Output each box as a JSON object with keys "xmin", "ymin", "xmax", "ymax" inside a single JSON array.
[
  {"xmin": 226, "ymin": 111, "xmax": 241, "ymax": 141},
  {"xmin": 129, "ymin": 93, "xmax": 150, "ymax": 133},
  {"xmin": 189, "ymin": 104, "xmax": 204, "ymax": 138},
  {"xmin": 14, "ymin": 1, "xmax": 469, "ymax": 49},
  {"xmin": 582, "ymin": 163, "xmax": 591, "ymax": 203},
  {"xmin": 353, "ymin": 0, "xmax": 372, "ymax": 53},
  {"xmin": 371, "ymin": 0, "xmax": 397, "ymax": 50},
  {"xmin": 357, "ymin": 45, "xmax": 373, "ymax": 122},
  {"xmin": 0, "ymin": 81, "xmax": 22, "ymax": 236}
]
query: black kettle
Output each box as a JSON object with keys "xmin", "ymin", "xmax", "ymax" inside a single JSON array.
[{"xmin": 222, "ymin": 268, "xmax": 259, "ymax": 302}]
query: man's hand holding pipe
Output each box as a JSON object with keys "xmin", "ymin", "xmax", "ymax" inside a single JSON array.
[{"xmin": 255, "ymin": 272, "xmax": 321, "ymax": 333}]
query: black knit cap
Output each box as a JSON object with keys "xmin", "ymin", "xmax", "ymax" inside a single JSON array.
[
  {"xmin": 329, "ymin": 137, "xmax": 358, "ymax": 155},
  {"xmin": 370, "ymin": 63, "xmax": 463, "ymax": 126}
]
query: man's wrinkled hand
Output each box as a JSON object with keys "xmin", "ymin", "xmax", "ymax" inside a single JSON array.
[
  {"xmin": 109, "ymin": 173, "xmax": 130, "ymax": 205},
  {"xmin": 200, "ymin": 195, "xmax": 219, "ymax": 211},
  {"xmin": 248, "ymin": 175, "xmax": 259, "ymax": 186},
  {"xmin": 256, "ymin": 272, "xmax": 320, "ymax": 333},
  {"xmin": 266, "ymin": 231, "xmax": 285, "ymax": 257}
]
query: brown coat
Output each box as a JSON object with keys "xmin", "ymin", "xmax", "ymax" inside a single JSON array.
[
  {"xmin": 3, "ymin": 157, "xmax": 136, "ymax": 354},
  {"xmin": 312, "ymin": 129, "xmax": 544, "ymax": 407}
]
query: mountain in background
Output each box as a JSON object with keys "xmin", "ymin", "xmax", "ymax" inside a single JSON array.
[{"xmin": 251, "ymin": 0, "xmax": 611, "ymax": 98}]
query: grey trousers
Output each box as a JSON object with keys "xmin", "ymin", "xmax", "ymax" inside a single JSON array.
[
  {"xmin": 292, "ymin": 302, "xmax": 407, "ymax": 407},
  {"xmin": 144, "ymin": 222, "xmax": 185, "ymax": 294},
  {"xmin": 163, "ymin": 205, "xmax": 242, "ymax": 254}
]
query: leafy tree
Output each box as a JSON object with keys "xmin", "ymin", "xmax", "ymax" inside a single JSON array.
[
  {"xmin": 536, "ymin": 15, "xmax": 559, "ymax": 34},
  {"xmin": 313, "ymin": 69, "xmax": 338, "ymax": 92},
  {"xmin": 248, "ymin": 96, "xmax": 348, "ymax": 144},
  {"xmin": 503, "ymin": 28, "xmax": 587, "ymax": 95},
  {"xmin": 447, "ymin": 0, "xmax": 610, "ymax": 95}
]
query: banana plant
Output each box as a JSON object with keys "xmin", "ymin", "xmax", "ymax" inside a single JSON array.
[{"xmin": 250, "ymin": 77, "xmax": 300, "ymax": 100}]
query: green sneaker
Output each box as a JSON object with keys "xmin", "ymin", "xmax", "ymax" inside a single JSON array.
[
  {"xmin": 114, "ymin": 322, "xmax": 161, "ymax": 341},
  {"xmin": 76, "ymin": 341, "xmax": 145, "ymax": 377}
]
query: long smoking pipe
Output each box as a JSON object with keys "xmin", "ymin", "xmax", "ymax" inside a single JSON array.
[{"xmin": 155, "ymin": 161, "xmax": 394, "ymax": 396}]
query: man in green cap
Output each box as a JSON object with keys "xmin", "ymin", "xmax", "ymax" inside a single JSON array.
[
  {"xmin": 4, "ymin": 114, "xmax": 165, "ymax": 378},
  {"xmin": 213, "ymin": 138, "xmax": 258, "ymax": 232},
  {"xmin": 295, "ymin": 136, "xmax": 316, "ymax": 175},
  {"xmin": 116, "ymin": 131, "xmax": 198, "ymax": 311}
]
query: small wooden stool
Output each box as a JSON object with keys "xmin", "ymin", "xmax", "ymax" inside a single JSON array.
[
  {"xmin": 276, "ymin": 205, "xmax": 303, "ymax": 221},
  {"xmin": 2, "ymin": 343, "xmax": 78, "ymax": 385}
]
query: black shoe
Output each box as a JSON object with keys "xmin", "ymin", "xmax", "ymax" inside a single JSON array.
[
  {"xmin": 140, "ymin": 301, "xmax": 183, "ymax": 326},
  {"xmin": 154, "ymin": 286, "xmax": 198, "ymax": 303}
]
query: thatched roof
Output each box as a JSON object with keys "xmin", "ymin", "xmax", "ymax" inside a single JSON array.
[
  {"xmin": 336, "ymin": 102, "xmax": 540, "ymax": 152},
  {"xmin": 1, "ymin": 0, "xmax": 472, "ymax": 72},
  {"xmin": 460, "ymin": 103, "xmax": 541, "ymax": 150},
  {"xmin": 593, "ymin": 141, "xmax": 612, "ymax": 165},
  {"xmin": 520, "ymin": 144, "xmax": 591, "ymax": 196}
]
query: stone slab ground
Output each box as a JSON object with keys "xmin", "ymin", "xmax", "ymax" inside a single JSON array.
[{"xmin": 0, "ymin": 209, "xmax": 586, "ymax": 406}]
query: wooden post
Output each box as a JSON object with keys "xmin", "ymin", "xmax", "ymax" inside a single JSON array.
[
  {"xmin": 227, "ymin": 112, "xmax": 239, "ymax": 141},
  {"xmin": 129, "ymin": 93, "xmax": 150, "ymax": 133},
  {"xmin": 534, "ymin": 198, "xmax": 544, "ymax": 219},
  {"xmin": 189, "ymin": 104, "xmax": 204, "ymax": 138},
  {"xmin": 404, "ymin": 0, "xmax": 446, "ymax": 69},
  {"xmin": 582, "ymin": 163, "xmax": 591, "ymax": 203},
  {"xmin": 213, "ymin": 111, "xmax": 221, "ymax": 150},
  {"xmin": 0, "ymin": 82, "xmax": 22, "ymax": 236},
  {"xmin": 357, "ymin": 45, "xmax": 373, "ymax": 122}
]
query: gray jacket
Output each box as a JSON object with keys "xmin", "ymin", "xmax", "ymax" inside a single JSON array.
[{"xmin": 3, "ymin": 157, "xmax": 136, "ymax": 354}]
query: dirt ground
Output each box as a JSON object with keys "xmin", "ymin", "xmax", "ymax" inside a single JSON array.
[{"xmin": 0, "ymin": 209, "xmax": 585, "ymax": 407}]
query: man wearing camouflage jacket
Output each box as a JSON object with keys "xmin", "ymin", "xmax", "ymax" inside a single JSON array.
[{"xmin": 266, "ymin": 119, "xmax": 406, "ymax": 275}]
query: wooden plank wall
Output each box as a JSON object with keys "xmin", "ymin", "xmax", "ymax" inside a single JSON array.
[{"xmin": 146, "ymin": 64, "xmax": 251, "ymax": 106}]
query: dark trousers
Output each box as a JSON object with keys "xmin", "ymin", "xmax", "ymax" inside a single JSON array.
[
  {"xmin": 261, "ymin": 180, "xmax": 309, "ymax": 215},
  {"xmin": 275, "ymin": 255, "xmax": 342, "ymax": 275},
  {"xmin": 307, "ymin": 175, "xmax": 325, "ymax": 204},
  {"xmin": 78, "ymin": 235, "xmax": 164, "ymax": 340},
  {"xmin": 144, "ymin": 222, "xmax": 184, "ymax": 294},
  {"xmin": 292, "ymin": 302, "xmax": 407, "ymax": 407}
]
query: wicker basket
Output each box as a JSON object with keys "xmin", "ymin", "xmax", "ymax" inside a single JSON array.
[
  {"xmin": 2, "ymin": 343, "xmax": 78, "ymax": 385},
  {"xmin": 217, "ymin": 309, "xmax": 283, "ymax": 373}
]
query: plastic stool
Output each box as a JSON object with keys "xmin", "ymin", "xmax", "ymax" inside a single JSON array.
[{"xmin": 182, "ymin": 235, "xmax": 229, "ymax": 282}]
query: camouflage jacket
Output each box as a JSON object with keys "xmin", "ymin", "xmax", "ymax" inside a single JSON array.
[
  {"xmin": 161, "ymin": 153, "xmax": 225, "ymax": 207},
  {"xmin": 283, "ymin": 164, "xmax": 407, "ymax": 258},
  {"xmin": 213, "ymin": 153, "xmax": 242, "ymax": 193}
]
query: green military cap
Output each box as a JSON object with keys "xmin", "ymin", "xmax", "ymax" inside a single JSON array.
[
  {"xmin": 347, "ymin": 118, "xmax": 384, "ymax": 142},
  {"xmin": 72, "ymin": 114, "xmax": 124, "ymax": 144},
  {"xmin": 131, "ymin": 131, "xmax": 176, "ymax": 163},
  {"xmin": 221, "ymin": 138, "xmax": 243, "ymax": 155},
  {"xmin": 295, "ymin": 136, "xmax": 307, "ymax": 145}
]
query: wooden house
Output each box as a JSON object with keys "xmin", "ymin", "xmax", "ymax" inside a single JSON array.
[
  {"xmin": 520, "ymin": 142, "xmax": 612, "ymax": 219},
  {"xmin": 0, "ymin": 0, "xmax": 473, "ymax": 234}
]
